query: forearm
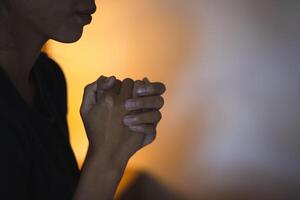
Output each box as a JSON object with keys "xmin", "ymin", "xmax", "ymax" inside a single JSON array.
[{"xmin": 72, "ymin": 147, "xmax": 128, "ymax": 200}]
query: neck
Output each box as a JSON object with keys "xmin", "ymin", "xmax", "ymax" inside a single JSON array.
[{"xmin": 0, "ymin": 16, "xmax": 48, "ymax": 87}]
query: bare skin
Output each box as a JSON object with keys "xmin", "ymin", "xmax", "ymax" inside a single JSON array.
[{"xmin": 0, "ymin": 0, "xmax": 166, "ymax": 199}]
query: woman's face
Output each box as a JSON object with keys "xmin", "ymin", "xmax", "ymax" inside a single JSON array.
[{"xmin": 3, "ymin": 0, "xmax": 96, "ymax": 43}]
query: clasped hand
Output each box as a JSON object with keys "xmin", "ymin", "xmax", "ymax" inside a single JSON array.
[{"xmin": 80, "ymin": 75, "xmax": 166, "ymax": 161}]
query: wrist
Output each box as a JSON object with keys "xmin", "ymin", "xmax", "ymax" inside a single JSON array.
[
  {"xmin": 74, "ymin": 146, "xmax": 128, "ymax": 200},
  {"xmin": 86, "ymin": 145, "xmax": 129, "ymax": 174}
]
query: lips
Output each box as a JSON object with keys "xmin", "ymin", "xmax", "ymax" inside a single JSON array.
[
  {"xmin": 74, "ymin": 4, "xmax": 96, "ymax": 25},
  {"xmin": 75, "ymin": 4, "xmax": 97, "ymax": 16}
]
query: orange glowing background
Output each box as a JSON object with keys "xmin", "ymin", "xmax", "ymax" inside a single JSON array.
[
  {"xmin": 47, "ymin": 0, "xmax": 199, "ymax": 198},
  {"xmin": 44, "ymin": 1, "xmax": 300, "ymax": 198}
]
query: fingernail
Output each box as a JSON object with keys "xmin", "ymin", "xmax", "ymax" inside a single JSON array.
[
  {"xmin": 106, "ymin": 76, "xmax": 115, "ymax": 83},
  {"xmin": 123, "ymin": 116, "xmax": 135, "ymax": 125},
  {"xmin": 129, "ymin": 126, "xmax": 144, "ymax": 132},
  {"xmin": 125, "ymin": 100, "xmax": 136, "ymax": 110},
  {"xmin": 143, "ymin": 77, "xmax": 150, "ymax": 83},
  {"xmin": 137, "ymin": 86, "xmax": 147, "ymax": 94}
]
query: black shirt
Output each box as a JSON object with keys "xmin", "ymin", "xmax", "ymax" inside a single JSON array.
[{"xmin": 0, "ymin": 52, "xmax": 80, "ymax": 199}]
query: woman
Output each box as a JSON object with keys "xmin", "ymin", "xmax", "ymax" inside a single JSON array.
[{"xmin": 0, "ymin": 0, "xmax": 166, "ymax": 199}]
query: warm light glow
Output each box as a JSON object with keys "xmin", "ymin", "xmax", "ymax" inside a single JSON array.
[
  {"xmin": 47, "ymin": 0, "xmax": 194, "ymax": 166},
  {"xmin": 47, "ymin": 0, "xmax": 197, "ymax": 198},
  {"xmin": 46, "ymin": 1, "xmax": 300, "ymax": 199}
]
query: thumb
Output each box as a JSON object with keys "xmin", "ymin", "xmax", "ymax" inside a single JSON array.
[{"xmin": 80, "ymin": 81, "xmax": 98, "ymax": 116}]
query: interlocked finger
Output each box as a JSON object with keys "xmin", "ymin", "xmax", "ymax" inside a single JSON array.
[
  {"xmin": 123, "ymin": 110, "xmax": 162, "ymax": 126},
  {"xmin": 125, "ymin": 96, "xmax": 164, "ymax": 112},
  {"xmin": 120, "ymin": 78, "xmax": 134, "ymax": 101},
  {"xmin": 96, "ymin": 75, "xmax": 116, "ymax": 101}
]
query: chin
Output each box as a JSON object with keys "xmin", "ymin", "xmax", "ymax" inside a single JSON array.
[{"xmin": 51, "ymin": 26, "xmax": 85, "ymax": 43}]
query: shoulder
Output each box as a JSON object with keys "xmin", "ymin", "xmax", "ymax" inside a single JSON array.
[
  {"xmin": 36, "ymin": 52, "xmax": 67, "ymax": 88},
  {"xmin": 36, "ymin": 52, "xmax": 68, "ymax": 116}
]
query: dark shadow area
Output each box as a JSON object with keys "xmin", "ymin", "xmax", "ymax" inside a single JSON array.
[{"xmin": 117, "ymin": 171, "xmax": 185, "ymax": 200}]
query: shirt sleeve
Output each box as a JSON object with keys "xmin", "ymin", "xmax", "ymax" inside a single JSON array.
[{"xmin": 0, "ymin": 117, "xmax": 30, "ymax": 199}]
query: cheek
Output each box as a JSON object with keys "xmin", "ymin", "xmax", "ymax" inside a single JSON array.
[
  {"xmin": 14, "ymin": 0, "xmax": 76, "ymax": 35},
  {"xmin": 49, "ymin": 18, "xmax": 85, "ymax": 43}
]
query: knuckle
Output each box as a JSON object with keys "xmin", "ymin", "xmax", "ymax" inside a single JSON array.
[
  {"xmin": 97, "ymin": 77, "xmax": 107, "ymax": 89},
  {"xmin": 84, "ymin": 84, "xmax": 92, "ymax": 91},
  {"xmin": 97, "ymin": 75, "xmax": 107, "ymax": 81},
  {"xmin": 123, "ymin": 78, "xmax": 134, "ymax": 84},
  {"xmin": 115, "ymin": 79, "xmax": 122, "ymax": 85},
  {"xmin": 84, "ymin": 83, "xmax": 94, "ymax": 94},
  {"xmin": 159, "ymin": 82, "xmax": 166, "ymax": 89},
  {"xmin": 155, "ymin": 111, "xmax": 162, "ymax": 121},
  {"xmin": 156, "ymin": 96, "xmax": 164, "ymax": 107},
  {"xmin": 160, "ymin": 83, "xmax": 167, "ymax": 93}
]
